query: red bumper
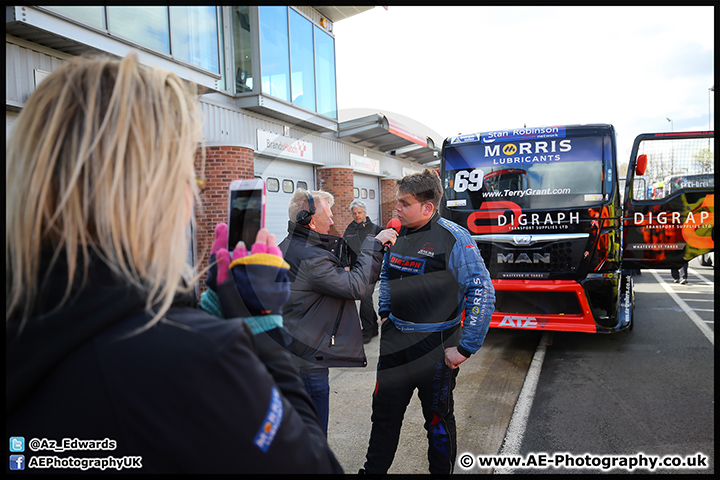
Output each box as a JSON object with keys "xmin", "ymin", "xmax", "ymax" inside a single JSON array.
[{"xmin": 489, "ymin": 279, "xmax": 597, "ymax": 333}]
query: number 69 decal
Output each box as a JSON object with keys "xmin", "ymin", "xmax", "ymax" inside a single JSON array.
[{"xmin": 453, "ymin": 169, "xmax": 484, "ymax": 193}]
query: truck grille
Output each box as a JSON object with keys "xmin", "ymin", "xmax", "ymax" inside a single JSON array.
[{"xmin": 475, "ymin": 233, "xmax": 590, "ymax": 278}]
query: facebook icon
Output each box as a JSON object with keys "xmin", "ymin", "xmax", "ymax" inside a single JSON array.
[{"xmin": 10, "ymin": 455, "xmax": 25, "ymax": 470}]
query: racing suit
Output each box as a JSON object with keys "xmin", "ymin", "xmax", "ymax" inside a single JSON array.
[{"xmin": 363, "ymin": 212, "xmax": 495, "ymax": 474}]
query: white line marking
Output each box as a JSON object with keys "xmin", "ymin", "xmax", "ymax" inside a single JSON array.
[
  {"xmin": 495, "ymin": 331, "xmax": 553, "ymax": 474},
  {"xmin": 649, "ymin": 270, "xmax": 714, "ymax": 346},
  {"xmin": 493, "ymin": 270, "xmax": 713, "ymax": 473},
  {"xmin": 687, "ymin": 267, "xmax": 714, "ymax": 285}
]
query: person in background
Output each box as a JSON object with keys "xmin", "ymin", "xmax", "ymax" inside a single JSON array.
[
  {"xmin": 279, "ymin": 190, "xmax": 397, "ymax": 434},
  {"xmin": 343, "ymin": 200, "xmax": 383, "ymax": 343},
  {"xmin": 700, "ymin": 253, "xmax": 712, "ymax": 267},
  {"xmin": 671, "ymin": 261, "xmax": 689, "ymax": 284},
  {"xmin": 6, "ymin": 54, "xmax": 341, "ymax": 474},
  {"xmin": 360, "ymin": 169, "xmax": 495, "ymax": 475}
]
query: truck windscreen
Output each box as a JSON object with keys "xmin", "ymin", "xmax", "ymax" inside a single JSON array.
[{"xmin": 443, "ymin": 135, "xmax": 607, "ymax": 209}]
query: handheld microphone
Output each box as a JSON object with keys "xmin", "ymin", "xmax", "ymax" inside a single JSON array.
[{"xmin": 382, "ymin": 218, "xmax": 401, "ymax": 253}]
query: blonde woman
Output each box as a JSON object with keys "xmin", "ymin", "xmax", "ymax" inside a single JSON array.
[{"xmin": 6, "ymin": 54, "xmax": 341, "ymax": 473}]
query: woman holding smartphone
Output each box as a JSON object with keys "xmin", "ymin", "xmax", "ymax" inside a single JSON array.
[{"xmin": 6, "ymin": 54, "xmax": 341, "ymax": 474}]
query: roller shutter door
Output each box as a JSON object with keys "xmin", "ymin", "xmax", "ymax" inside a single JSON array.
[
  {"xmin": 254, "ymin": 157, "xmax": 315, "ymax": 241},
  {"xmin": 352, "ymin": 173, "xmax": 381, "ymax": 225}
]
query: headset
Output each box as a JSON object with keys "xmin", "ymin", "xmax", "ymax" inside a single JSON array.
[{"xmin": 296, "ymin": 191, "xmax": 316, "ymax": 226}]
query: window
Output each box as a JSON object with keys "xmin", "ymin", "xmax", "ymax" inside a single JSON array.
[
  {"xmin": 297, "ymin": 181, "xmax": 308, "ymax": 191},
  {"xmin": 353, "ymin": 187, "xmax": 360, "ymax": 198},
  {"xmin": 289, "ymin": 9, "xmax": 316, "ymax": 112},
  {"xmin": 233, "ymin": 6, "xmax": 253, "ymax": 93},
  {"xmin": 169, "ymin": 6, "xmax": 219, "ymax": 74},
  {"xmin": 369, "ymin": 189, "xmax": 376, "ymax": 200},
  {"xmin": 267, "ymin": 178, "xmax": 280, "ymax": 193},
  {"xmin": 361, "ymin": 188, "xmax": 368, "ymax": 199},
  {"xmin": 256, "ymin": 6, "xmax": 337, "ymax": 119},
  {"xmin": 47, "ymin": 7, "xmax": 220, "ymax": 74},
  {"xmin": 259, "ymin": 6, "xmax": 290, "ymax": 102},
  {"xmin": 443, "ymin": 135, "xmax": 606, "ymax": 209},
  {"xmin": 46, "ymin": 6, "xmax": 105, "ymax": 29},
  {"xmin": 107, "ymin": 7, "xmax": 170, "ymax": 55},
  {"xmin": 314, "ymin": 26, "xmax": 337, "ymax": 119},
  {"xmin": 282, "ymin": 179, "xmax": 295, "ymax": 193},
  {"xmin": 632, "ymin": 137, "xmax": 715, "ymax": 201}
]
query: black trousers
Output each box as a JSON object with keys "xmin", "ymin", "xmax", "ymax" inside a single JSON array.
[
  {"xmin": 359, "ymin": 289, "xmax": 378, "ymax": 339},
  {"xmin": 671, "ymin": 262, "xmax": 688, "ymax": 280},
  {"xmin": 363, "ymin": 320, "xmax": 460, "ymax": 474}
]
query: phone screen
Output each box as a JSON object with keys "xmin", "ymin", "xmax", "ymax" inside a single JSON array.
[{"xmin": 228, "ymin": 186, "xmax": 263, "ymax": 249}]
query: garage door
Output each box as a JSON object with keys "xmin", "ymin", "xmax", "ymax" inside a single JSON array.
[
  {"xmin": 353, "ymin": 173, "xmax": 381, "ymax": 225},
  {"xmin": 254, "ymin": 157, "xmax": 316, "ymax": 241},
  {"xmin": 6, "ymin": 112, "xmax": 19, "ymax": 145}
]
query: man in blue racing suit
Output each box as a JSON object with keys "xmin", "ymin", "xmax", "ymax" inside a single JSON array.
[{"xmin": 361, "ymin": 169, "xmax": 495, "ymax": 475}]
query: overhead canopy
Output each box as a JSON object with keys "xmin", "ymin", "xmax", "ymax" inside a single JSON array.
[
  {"xmin": 312, "ymin": 6, "xmax": 376, "ymax": 23},
  {"xmin": 337, "ymin": 114, "xmax": 440, "ymax": 164}
]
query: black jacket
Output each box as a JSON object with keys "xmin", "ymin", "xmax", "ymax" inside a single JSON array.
[
  {"xmin": 6, "ymin": 254, "xmax": 341, "ymax": 474},
  {"xmin": 279, "ymin": 221, "xmax": 384, "ymax": 369},
  {"xmin": 378, "ymin": 212, "xmax": 495, "ymax": 357},
  {"xmin": 343, "ymin": 218, "xmax": 382, "ymax": 266}
]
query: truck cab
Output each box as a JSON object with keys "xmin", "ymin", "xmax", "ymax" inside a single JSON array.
[{"xmin": 440, "ymin": 125, "xmax": 714, "ymax": 334}]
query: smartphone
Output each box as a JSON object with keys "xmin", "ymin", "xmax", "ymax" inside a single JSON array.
[{"xmin": 228, "ymin": 178, "xmax": 266, "ymax": 250}]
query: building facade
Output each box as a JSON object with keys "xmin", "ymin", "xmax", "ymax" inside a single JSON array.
[{"xmin": 6, "ymin": 6, "xmax": 440, "ymax": 291}]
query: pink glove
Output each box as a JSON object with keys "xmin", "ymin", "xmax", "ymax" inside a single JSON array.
[
  {"xmin": 210, "ymin": 223, "xmax": 285, "ymax": 284},
  {"xmin": 206, "ymin": 223, "xmax": 290, "ymax": 317}
]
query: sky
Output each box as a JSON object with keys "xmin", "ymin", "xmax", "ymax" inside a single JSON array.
[{"xmin": 333, "ymin": 6, "xmax": 714, "ymax": 165}]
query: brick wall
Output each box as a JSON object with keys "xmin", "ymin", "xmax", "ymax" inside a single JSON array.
[
  {"xmin": 317, "ymin": 167, "xmax": 355, "ymax": 236},
  {"xmin": 380, "ymin": 178, "xmax": 398, "ymax": 227},
  {"xmin": 194, "ymin": 146, "xmax": 254, "ymax": 294}
]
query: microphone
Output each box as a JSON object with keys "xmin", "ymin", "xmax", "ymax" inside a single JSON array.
[
  {"xmin": 382, "ymin": 218, "xmax": 401, "ymax": 253},
  {"xmin": 387, "ymin": 218, "xmax": 401, "ymax": 233}
]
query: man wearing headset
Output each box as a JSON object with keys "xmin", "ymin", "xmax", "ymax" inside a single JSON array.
[{"xmin": 279, "ymin": 189, "xmax": 397, "ymax": 434}]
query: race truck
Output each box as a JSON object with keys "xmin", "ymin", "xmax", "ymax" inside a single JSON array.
[{"xmin": 439, "ymin": 124, "xmax": 714, "ymax": 333}]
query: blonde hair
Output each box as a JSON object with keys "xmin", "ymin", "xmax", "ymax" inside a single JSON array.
[
  {"xmin": 288, "ymin": 189, "xmax": 334, "ymax": 225},
  {"xmin": 6, "ymin": 54, "xmax": 205, "ymax": 330}
]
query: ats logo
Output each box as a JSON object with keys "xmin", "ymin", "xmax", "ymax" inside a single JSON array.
[
  {"xmin": 417, "ymin": 242, "xmax": 435, "ymax": 257},
  {"xmin": 497, "ymin": 315, "xmax": 544, "ymax": 328}
]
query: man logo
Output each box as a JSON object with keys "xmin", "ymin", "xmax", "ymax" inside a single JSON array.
[
  {"xmin": 497, "ymin": 253, "xmax": 550, "ymax": 264},
  {"xmin": 512, "ymin": 235, "xmax": 533, "ymax": 245}
]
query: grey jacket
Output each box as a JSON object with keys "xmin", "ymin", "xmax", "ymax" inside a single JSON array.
[{"xmin": 279, "ymin": 221, "xmax": 384, "ymax": 369}]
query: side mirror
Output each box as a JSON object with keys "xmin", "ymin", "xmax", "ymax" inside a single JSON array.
[{"xmin": 635, "ymin": 154, "xmax": 647, "ymax": 176}]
